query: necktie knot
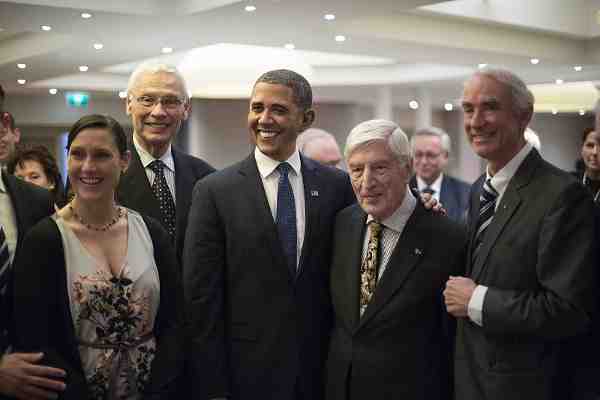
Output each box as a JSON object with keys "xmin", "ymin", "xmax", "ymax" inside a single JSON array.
[
  {"xmin": 148, "ymin": 160, "xmax": 165, "ymax": 174},
  {"xmin": 277, "ymin": 162, "xmax": 292, "ymax": 178},
  {"xmin": 421, "ymin": 186, "xmax": 435, "ymax": 195},
  {"xmin": 369, "ymin": 221, "xmax": 383, "ymax": 238}
]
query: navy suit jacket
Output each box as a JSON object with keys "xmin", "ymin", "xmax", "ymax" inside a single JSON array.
[
  {"xmin": 410, "ymin": 174, "xmax": 470, "ymax": 222},
  {"xmin": 183, "ymin": 154, "xmax": 355, "ymax": 400},
  {"xmin": 117, "ymin": 144, "xmax": 215, "ymax": 265}
]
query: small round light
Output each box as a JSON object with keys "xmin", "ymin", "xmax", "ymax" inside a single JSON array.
[
  {"xmin": 79, "ymin": 65, "xmax": 89, "ymax": 72},
  {"xmin": 49, "ymin": 88, "xmax": 58, "ymax": 95},
  {"xmin": 17, "ymin": 63, "xmax": 26, "ymax": 69},
  {"xmin": 17, "ymin": 79, "xmax": 26, "ymax": 85},
  {"xmin": 118, "ymin": 91, "xmax": 127, "ymax": 99},
  {"xmin": 551, "ymin": 109, "xmax": 558, "ymax": 115},
  {"xmin": 530, "ymin": 58, "xmax": 540, "ymax": 65},
  {"xmin": 579, "ymin": 109, "xmax": 586, "ymax": 116},
  {"xmin": 478, "ymin": 63, "xmax": 487, "ymax": 69},
  {"xmin": 555, "ymin": 79, "xmax": 564, "ymax": 85},
  {"xmin": 574, "ymin": 65, "xmax": 583, "ymax": 72},
  {"xmin": 161, "ymin": 47, "xmax": 173, "ymax": 54},
  {"xmin": 284, "ymin": 43, "xmax": 295, "ymax": 50},
  {"xmin": 93, "ymin": 43, "xmax": 104, "ymax": 50},
  {"xmin": 335, "ymin": 35, "xmax": 346, "ymax": 42},
  {"xmin": 324, "ymin": 14, "xmax": 336, "ymax": 21},
  {"xmin": 81, "ymin": 12, "xmax": 92, "ymax": 19},
  {"xmin": 444, "ymin": 103, "xmax": 454, "ymax": 111},
  {"xmin": 245, "ymin": 5, "xmax": 256, "ymax": 12},
  {"xmin": 41, "ymin": 25, "xmax": 52, "ymax": 31},
  {"xmin": 409, "ymin": 100, "xmax": 419, "ymax": 110}
]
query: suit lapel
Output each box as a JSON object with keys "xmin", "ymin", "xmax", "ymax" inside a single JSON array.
[
  {"xmin": 440, "ymin": 177, "xmax": 459, "ymax": 220},
  {"xmin": 119, "ymin": 145, "xmax": 161, "ymax": 221},
  {"xmin": 357, "ymin": 203, "xmax": 428, "ymax": 331},
  {"xmin": 466, "ymin": 177, "xmax": 484, "ymax": 276},
  {"xmin": 341, "ymin": 207, "xmax": 367, "ymax": 332},
  {"xmin": 2, "ymin": 172, "xmax": 25, "ymax": 244},
  {"xmin": 172, "ymin": 149, "xmax": 194, "ymax": 243},
  {"xmin": 297, "ymin": 156, "xmax": 321, "ymax": 278}
]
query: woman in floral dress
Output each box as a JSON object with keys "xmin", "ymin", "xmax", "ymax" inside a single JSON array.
[{"xmin": 13, "ymin": 114, "xmax": 183, "ymax": 399}]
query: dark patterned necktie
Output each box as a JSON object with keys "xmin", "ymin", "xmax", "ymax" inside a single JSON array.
[
  {"xmin": 421, "ymin": 186, "xmax": 435, "ymax": 195},
  {"xmin": 360, "ymin": 221, "xmax": 383, "ymax": 313},
  {"xmin": 0, "ymin": 225, "xmax": 10, "ymax": 295},
  {"xmin": 472, "ymin": 178, "xmax": 498, "ymax": 261},
  {"xmin": 276, "ymin": 162, "xmax": 297, "ymax": 277},
  {"xmin": 149, "ymin": 160, "xmax": 176, "ymax": 240}
]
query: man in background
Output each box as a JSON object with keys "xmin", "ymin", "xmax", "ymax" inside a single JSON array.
[
  {"xmin": 296, "ymin": 128, "xmax": 343, "ymax": 168},
  {"xmin": 0, "ymin": 112, "xmax": 20, "ymax": 167}
]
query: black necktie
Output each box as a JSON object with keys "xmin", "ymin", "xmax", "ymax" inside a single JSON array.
[
  {"xmin": 0, "ymin": 225, "xmax": 10, "ymax": 295},
  {"xmin": 149, "ymin": 160, "xmax": 176, "ymax": 240},
  {"xmin": 421, "ymin": 186, "xmax": 435, "ymax": 195},
  {"xmin": 276, "ymin": 163, "xmax": 297, "ymax": 277},
  {"xmin": 472, "ymin": 178, "xmax": 498, "ymax": 261}
]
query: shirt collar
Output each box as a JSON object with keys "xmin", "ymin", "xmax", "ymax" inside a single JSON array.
[
  {"xmin": 366, "ymin": 186, "xmax": 417, "ymax": 232},
  {"xmin": 133, "ymin": 134, "xmax": 175, "ymax": 173},
  {"xmin": 254, "ymin": 146, "xmax": 302, "ymax": 179},
  {"xmin": 416, "ymin": 173, "xmax": 443, "ymax": 194},
  {"xmin": 486, "ymin": 142, "xmax": 533, "ymax": 197},
  {"xmin": 0, "ymin": 173, "xmax": 6, "ymax": 194}
]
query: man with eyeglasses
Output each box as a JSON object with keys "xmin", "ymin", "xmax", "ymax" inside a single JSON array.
[
  {"xmin": 409, "ymin": 126, "xmax": 470, "ymax": 222},
  {"xmin": 118, "ymin": 61, "xmax": 215, "ymax": 265}
]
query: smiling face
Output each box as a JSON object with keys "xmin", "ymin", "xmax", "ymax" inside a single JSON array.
[
  {"xmin": 461, "ymin": 74, "xmax": 530, "ymax": 174},
  {"xmin": 347, "ymin": 140, "xmax": 411, "ymax": 221},
  {"xmin": 412, "ymin": 135, "xmax": 448, "ymax": 184},
  {"xmin": 582, "ymin": 130, "xmax": 600, "ymax": 176},
  {"xmin": 68, "ymin": 127, "xmax": 130, "ymax": 203},
  {"xmin": 248, "ymin": 82, "xmax": 314, "ymax": 161},
  {"xmin": 126, "ymin": 70, "xmax": 189, "ymax": 158},
  {"xmin": 15, "ymin": 159, "xmax": 54, "ymax": 190}
]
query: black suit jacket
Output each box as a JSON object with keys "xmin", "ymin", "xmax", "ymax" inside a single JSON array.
[
  {"xmin": 183, "ymin": 154, "xmax": 355, "ymax": 400},
  {"xmin": 410, "ymin": 174, "xmax": 470, "ymax": 222},
  {"xmin": 117, "ymin": 144, "xmax": 215, "ymax": 265},
  {"xmin": 326, "ymin": 201, "xmax": 466, "ymax": 400},
  {"xmin": 455, "ymin": 149, "xmax": 597, "ymax": 400}
]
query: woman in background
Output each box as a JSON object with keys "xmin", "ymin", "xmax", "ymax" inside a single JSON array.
[
  {"xmin": 13, "ymin": 114, "xmax": 183, "ymax": 399},
  {"xmin": 7, "ymin": 144, "xmax": 66, "ymax": 207}
]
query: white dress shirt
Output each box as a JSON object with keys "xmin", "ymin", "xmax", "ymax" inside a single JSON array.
[
  {"xmin": 468, "ymin": 143, "xmax": 533, "ymax": 326},
  {"xmin": 254, "ymin": 147, "xmax": 306, "ymax": 268},
  {"xmin": 133, "ymin": 135, "xmax": 176, "ymax": 202},
  {"xmin": 416, "ymin": 174, "xmax": 444, "ymax": 201},
  {"xmin": 0, "ymin": 176, "xmax": 18, "ymax": 263}
]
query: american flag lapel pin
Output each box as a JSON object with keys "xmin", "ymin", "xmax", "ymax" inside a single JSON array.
[
  {"xmin": 414, "ymin": 248, "xmax": 423, "ymax": 256},
  {"xmin": 311, "ymin": 190, "xmax": 319, "ymax": 197}
]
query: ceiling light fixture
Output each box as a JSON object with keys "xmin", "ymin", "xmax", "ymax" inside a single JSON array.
[
  {"xmin": 49, "ymin": 88, "xmax": 58, "ymax": 95},
  {"xmin": 17, "ymin": 79, "xmax": 26, "ymax": 85},
  {"xmin": 551, "ymin": 109, "xmax": 558, "ymax": 115},
  {"xmin": 409, "ymin": 100, "xmax": 419, "ymax": 110},
  {"xmin": 118, "ymin": 91, "xmax": 127, "ymax": 99},
  {"xmin": 161, "ymin": 47, "xmax": 173, "ymax": 54},
  {"xmin": 574, "ymin": 65, "xmax": 583, "ymax": 72},
  {"xmin": 335, "ymin": 35, "xmax": 346, "ymax": 42},
  {"xmin": 41, "ymin": 25, "xmax": 52, "ymax": 31},
  {"xmin": 17, "ymin": 63, "xmax": 26, "ymax": 69},
  {"xmin": 555, "ymin": 79, "xmax": 564, "ymax": 84},
  {"xmin": 79, "ymin": 65, "xmax": 89, "ymax": 72},
  {"xmin": 444, "ymin": 103, "xmax": 453, "ymax": 111},
  {"xmin": 579, "ymin": 109, "xmax": 586, "ymax": 116},
  {"xmin": 324, "ymin": 14, "xmax": 336, "ymax": 21},
  {"xmin": 93, "ymin": 43, "xmax": 104, "ymax": 50},
  {"xmin": 530, "ymin": 58, "xmax": 540, "ymax": 65},
  {"xmin": 245, "ymin": 5, "xmax": 256, "ymax": 12},
  {"xmin": 81, "ymin": 12, "xmax": 92, "ymax": 19},
  {"xmin": 284, "ymin": 43, "xmax": 295, "ymax": 50}
]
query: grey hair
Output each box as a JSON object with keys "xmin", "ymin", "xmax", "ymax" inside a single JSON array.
[
  {"xmin": 296, "ymin": 128, "xmax": 337, "ymax": 152},
  {"xmin": 411, "ymin": 126, "xmax": 452, "ymax": 155},
  {"xmin": 466, "ymin": 67, "xmax": 534, "ymax": 114},
  {"xmin": 344, "ymin": 119, "xmax": 410, "ymax": 165},
  {"xmin": 127, "ymin": 61, "xmax": 189, "ymax": 101}
]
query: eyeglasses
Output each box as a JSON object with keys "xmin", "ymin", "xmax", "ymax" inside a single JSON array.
[
  {"xmin": 133, "ymin": 95, "xmax": 185, "ymax": 110},
  {"xmin": 413, "ymin": 151, "xmax": 442, "ymax": 161}
]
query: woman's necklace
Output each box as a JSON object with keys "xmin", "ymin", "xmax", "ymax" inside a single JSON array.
[
  {"xmin": 582, "ymin": 172, "xmax": 600, "ymax": 202},
  {"xmin": 69, "ymin": 204, "xmax": 124, "ymax": 231}
]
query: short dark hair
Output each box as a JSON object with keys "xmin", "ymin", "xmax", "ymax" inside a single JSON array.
[
  {"xmin": 254, "ymin": 69, "xmax": 313, "ymax": 111},
  {"xmin": 67, "ymin": 114, "xmax": 128, "ymax": 156},
  {"xmin": 582, "ymin": 127, "xmax": 595, "ymax": 143},
  {"xmin": 2, "ymin": 111, "xmax": 16, "ymax": 130}
]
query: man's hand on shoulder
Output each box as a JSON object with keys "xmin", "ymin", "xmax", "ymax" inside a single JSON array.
[
  {"xmin": 419, "ymin": 192, "xmax": 447, "ymax": 215},
  {"xmin": 0, "ymin": 352, "xmax": 66, "ymax": 400}
]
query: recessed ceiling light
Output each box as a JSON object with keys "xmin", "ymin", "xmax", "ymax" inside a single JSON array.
[
  {"xmin": 17, "ymin": 79, "xmax": 26, "ymax": 85},
  {"xmin": 161, "ymin": 47, "xmax": 173, "ymax": 54},
  {"xmin": 17, "ymin": 63, "xmax": 26, "ymax": 69},
  {"xmin": 118, "ymin": 91, "xmax": 127, "ymax": 99},
  {"xmin": 41, "ymin": 25, "xmax": 52, "ymax": 31},
  {"xmin": 335, "ymin": 35, "xmax": 346, "ymax": 42},
  {"xmin": 284, "ymin": 43, "xmax": 295, "ymax": 50},
  {"xmin": 245, "ymin": 5, "xmax": 256, "ymax": 12},
  {"xmin": 409, "ymin": 100, "xmax": 419, "ymax": 110},
  {"xmin": 579, "ymin": 109, "xmax": 586, "ymax": 116},
  {"xmin": 478, "ymin": 63, "xmax": 487, "ymax": 69},
  {"xmin": 444, "ymin": 103, "xmax": 454, "ymax": 111},
  {"xmin": 324, "ymin": 14, "xmax": 336, "ymax": 21},
  {"xmin": 574, "ymin": 65, "xmax": 583, "ymax": 72},
  {"xmin": 79, "ymin": 65, "xmax": 89, "ymax": 72},
  {"xmin": 49, "ymin": 88, "xmax": 58, "ymax": 95},
  {"xmin": 93, "ymin": 43, "xmax": 103, "ymax": 50},
  {"xmin": 81, "ymin": 12, "xmax": 92, "ymax": 19},
  {"xmin": 551, "ymin": 109, "xmax": 558, "ymax": 115},
  {"xmin": 555, "ymin": 79, "xmax": 564, "ymax": 84},
  {"xmin": 530, "ymin": 58, "xmax": 540, "ymax": 65}
]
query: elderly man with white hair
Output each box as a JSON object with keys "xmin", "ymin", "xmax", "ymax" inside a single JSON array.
[
  {"xmin": 296, "ymin": 128, "xmax": 343, "ymax": 168},
  {"xmin": 326, "ymin": 119, "xmax": 466, "ymax": 400}
]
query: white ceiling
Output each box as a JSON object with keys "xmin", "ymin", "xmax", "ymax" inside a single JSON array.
[{"xmin": 2, "ymin": 0, "xmax": 600, "ymax": 111}]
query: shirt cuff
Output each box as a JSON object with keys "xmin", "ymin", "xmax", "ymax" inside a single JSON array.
[{"xmin": 467, "ymin": 285, "xmax": 488, "ymax": 326}]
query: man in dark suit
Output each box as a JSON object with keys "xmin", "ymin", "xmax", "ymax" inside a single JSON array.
[
  {"xmin": 444, "ymin": 68, "xmax": 597, "ymax": 400},
  {"xmin": 326, "ymin": 119, "xmax": 465, "ymax": 400},
  {"xmin": 117, "ymin": 62, "xmax": 215, "ymax": 264},
  {"xmin": 409, "ymin": 126, "xmax": 470, "ymax": 222},
  {"xmin": 183, "ymin": 69, "xmax": 355, "ymax": 400},
  {"xmin": 0, "ymin": 170, "xmax": 66, "ymax": 399}
]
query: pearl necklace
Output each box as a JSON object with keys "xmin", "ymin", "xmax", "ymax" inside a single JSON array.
[{"xmin": 69, "ymin": 204, "xmax": 124, "ymax": 232}]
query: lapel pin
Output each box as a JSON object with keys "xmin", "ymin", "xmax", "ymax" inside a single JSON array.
[
  {"xmin": 414, "ymin": 248, "xmax": 423, "ymax": 256},
  {"xmin": 311, "ymin": 190, "xmax": 319, "ymax": 197}
]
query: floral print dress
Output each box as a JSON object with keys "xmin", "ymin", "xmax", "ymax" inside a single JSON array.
[{"xmin": 55, "ymin": 210, "xmax": 160, "ymax": 400}]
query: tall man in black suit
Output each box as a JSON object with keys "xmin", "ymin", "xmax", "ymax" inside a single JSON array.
[
  {"xmin": 444, "ymin": 68, "xmax": 597, "ymax": 400},
  {"xmin": 326, "ymin": 119, "xmax": 465, "ymax": 400},
  {"xmin": 117, "ymin": 62, "xmax": 215, "ymax": 264},
  {"xmin": 410, "ymin": 126, "xmax": 470, "ymax": 222},
  {"xmin": 183, "ymin": 69, "xmax": 356, "ymax": 400}
]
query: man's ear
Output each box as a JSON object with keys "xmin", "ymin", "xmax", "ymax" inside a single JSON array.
[{"xmin": 301, "ymin": 109, "xmax": 315, "ymax": 131}]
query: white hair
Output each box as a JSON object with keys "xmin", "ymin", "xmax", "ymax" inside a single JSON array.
[
  {"xmin": 524, "ymin": 127, "xmax": 541, "ymax": 150},
  {"xmin": 344, "ymin": 119, "xmax": 410, "ymax": 165},
  {"xmin": 296, "ymin": 128, "xmax": 337, "ymax": 152},
  {"xmin": 467, "ymin": 67, "xmax": 534, "ymax": 114},
  {"xmin": 127, "ymin": 61, "xmax": 189, "ymax": 101},
  {"xmin": 411, "ymin": 126, "xmax": 452, "ymax": 155}
]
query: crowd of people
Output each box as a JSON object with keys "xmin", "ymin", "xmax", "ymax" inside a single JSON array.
[{"xmin": 0, "ymin": 64, "xmax": 598, "ymax": 400}]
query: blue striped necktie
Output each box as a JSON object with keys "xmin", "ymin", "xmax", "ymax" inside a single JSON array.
[
  {"xmin": 276, "ymin": 162, "xmax": 297, "ymax": 277},
  {"xmin": 0, "ymin": 225, "xmax": 10, "ymax": 295},
  {"xmin": 472, "ymin": 178, "xmax": 498, "ymax": 261}
]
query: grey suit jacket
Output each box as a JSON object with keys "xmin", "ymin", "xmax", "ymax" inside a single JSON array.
[{"xmin": 455, "ymin": 148, "xmax": 597, "ymax": 400}]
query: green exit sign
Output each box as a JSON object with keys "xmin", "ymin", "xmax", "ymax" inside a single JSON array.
[{"xmin": 65, "ymin": 92, "xmax": 89, "ymax": 108}]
